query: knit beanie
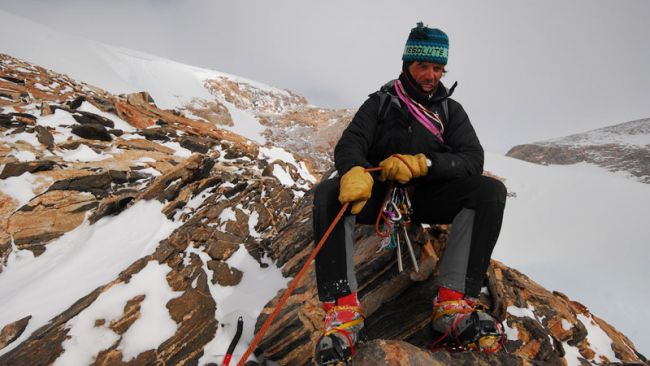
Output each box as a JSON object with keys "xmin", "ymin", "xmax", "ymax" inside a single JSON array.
[{"xmin": 402, "ymin": 22, "xmax": 449, "ymax": 65}]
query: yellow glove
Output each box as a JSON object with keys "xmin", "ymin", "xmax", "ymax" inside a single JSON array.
[
  {"xmin": 379, "ymin": 153, "xmax": 428, "ymax": 184},
  {"xmin": 338, "ymin": 166, "xmax": 373, "ymax": 214}
]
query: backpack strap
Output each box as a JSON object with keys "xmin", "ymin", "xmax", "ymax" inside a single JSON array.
[
  {"xmin": 375, "ymin": 80, "xmax": 450, "ymax": 123},
  {"xmin": 441, "ymin": 98, "xmax": 448, "ymax": 124}
]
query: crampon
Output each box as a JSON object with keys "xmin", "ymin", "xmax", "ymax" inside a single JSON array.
[
  {"xmin": 315, "ymin": 304, "xmax": 364, "ymax": 365},
  {"xmin": 431, "ymin": 299, "xmax": 506, "ymax": 353}
]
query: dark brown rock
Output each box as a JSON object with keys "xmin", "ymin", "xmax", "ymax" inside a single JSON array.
[
  {"xmin": 108, "ymin": 128, "xmax": 124, "ymax": 136},
  {"xmin": 71, "ymin": 123, "xmax": 112, "ymax": 141},
  {"xmin": 0, "ymin": 160, "xmax": 59, "ymax": 179},
  {"xmin": 40, "ymin": 101, "xmax": 53, "ymax": 116},
  {"xmin": 180, "ymin": 135, "xmax": 215, "ymax": 154},
  {"xmin": 71, "ymin": 110, "xmax": 115, "ymax": 128},
  {"xmin": 48, "ymin": 171, "xmax": 112, "ymax": 196},
  {"xmin": 138, "ymin": 154, "xmax": 214, "ymax": 202},
  {"xmin": 9, "ymin": 112, "xmax": 37, "ymax": 125},
  {"xmin": 35, "ymin": 126, "xmax": 54, "ymax": 149},
  {"xmin": 204, "ymin": 231, "xmax": 241, "ymax": 261},
  {"xmin": 0, "ymin": 76, "xmax": 25, "ymax": 85},
  {"xmin": 207, "ymin": 260, "xmax": 243, "ymax": 286},
  {"xmin": 66, "ymin": 96, "xmax": 85, "ymax": 109},
  {"xmin": 138, "ymin": 127, "xmax": 170, "ymax": 141},
  {"xmin": 0, "ymin": 316, "xmax": 31, "ymax": 351},
  {"xmin": 89, "ymin": 192, "xmax": 138, "ymax": 224},
  {"xmin": 109, "ymin": 295, "xmax": 146, "ymax": 335}
]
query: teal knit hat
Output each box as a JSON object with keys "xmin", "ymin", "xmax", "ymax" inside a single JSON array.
[{"xmin": 402, "ymin": 22, "xmax": 449, "ymax": 65}]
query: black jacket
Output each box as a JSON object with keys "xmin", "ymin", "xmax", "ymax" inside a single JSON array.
[{"xmin": 334, "ymin": 80, "xmax": 484, "ymax": 183}]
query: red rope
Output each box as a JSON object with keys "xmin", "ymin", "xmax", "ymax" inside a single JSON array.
[
  {"xmin": 236, "ymin": 167, "xmax": 380, "ymax": 366},
  {"xmin": 374, "ymin": 189, "xmax": 392, "ymax": 238}
]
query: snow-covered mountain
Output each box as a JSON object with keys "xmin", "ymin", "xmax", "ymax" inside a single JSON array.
[
  {"xmin": 0, "ymin": 8, "xmax": 648, "ymax": 365},
  {"xmin": 506, "ymin": 118, "xmax": 650, "ymax": 183},
  {"xmin": 0, "ymin": 9, "xmax": 350, "ymax": 174}
]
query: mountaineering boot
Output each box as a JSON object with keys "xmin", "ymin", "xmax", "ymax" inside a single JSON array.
[
  {"xmin": 431, "ymin": 287, "xmax": 505, "ymax": 353},
  {"xmin": 315, "ymin": 292, "xmax": 364, "ymax": 365}
]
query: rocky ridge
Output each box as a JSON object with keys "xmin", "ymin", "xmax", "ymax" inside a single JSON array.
[
  {"xmin": 183, "ymin": 75, "xmax": 353, "ymax": 174},
  {"xmin": 506, "ymin": 119, "xmax": 650, "ymax": 183},
  {"xmin": 0, "ymin": 53, "xmax": 647, "ymax": 365}
]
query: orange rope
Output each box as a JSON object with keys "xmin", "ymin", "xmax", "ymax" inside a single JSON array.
[
  {"xmin": 235, "ymin": 167, "xmax": 380, "ymax": 366},
  {"xmin": 392, "ymin": 154, "xmax": 417, "ymax": 177}
]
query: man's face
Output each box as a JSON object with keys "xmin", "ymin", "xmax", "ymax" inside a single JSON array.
[{"xmin": 407, "ymin": 61, "xmax": 446, "ymax": 93}]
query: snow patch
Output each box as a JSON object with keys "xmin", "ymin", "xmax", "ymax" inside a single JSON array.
[
  {"xmin": 3, "ymin": 131, "xmax": 41, "ymax": 146},
  {"xmin": 503, "ymin": 321, "xmax": 519, "ymax": 341},
  {"xmin": 576, "ymin": 313, "xmax": 620, "ymax": 363},
  {"xmin": 247, "ymin": 210, "xmax": 261, "ymax": 238},
  {"xmin": 563, "ymin": 341, "xmax": 584, "ymax": 366},
  {"xmin": 218, "ymin": 207, "xmax": 237, "ymax": 223},
  {"xmin": 11, "ymin": 150, "xmax": 36, "ymax": 162},
  {"xmin": 160, "ymin": 141, "xmax": 194, "ymax": 158},
  {"xmin": 53, "ymin": 261, "xmax": 181, "ymax": 365},
  {"xmin": 271, "ymin": 164, "xmax": 294, "ymax": 186},
  {"xmin": 186, "ymin": 244, "xmax": 290, "ymax": 365},
  {"xmin": 219, "ymin": 100, "xmax": 265, "ymax": 144},
  {"xmin": 0, "ymin": 172, "xmax": 42, "ymax": 208},
  {"xmin": 507, "ymin": 304, "xmax": 537, "ymax": 320},
  {"xmin": 137, "ymin": 167, "xmax": 162, "ymax": 177},
  {"xmin": 0, "ymin": 200, "xmax": 181, "ymax": 356},
  {"xmin": 78, "ymin": 101, "xmax": 136, "ymax": 132},
  {"xmin": 61, "ymin": 144, "xmax": 112, "ymax": 162}
]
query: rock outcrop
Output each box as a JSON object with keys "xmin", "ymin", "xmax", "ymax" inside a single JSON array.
[{"xmin": 506, "ymin": 119, "xmax": 650, "ymax": 183}]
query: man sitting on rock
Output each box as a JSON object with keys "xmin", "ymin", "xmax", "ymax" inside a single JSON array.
[{"xmin": 313, "ymin": 22, "xmax": 507, "ymax": 364}]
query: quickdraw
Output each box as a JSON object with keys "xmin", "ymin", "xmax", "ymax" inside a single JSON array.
[{"xmin": 376, "ymin": 186, "xmax": 419, "ymax": 273}]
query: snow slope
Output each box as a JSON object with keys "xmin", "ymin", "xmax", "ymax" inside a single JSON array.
[
  {"xmin": 0, "ymin": 9, "xmax": 300, "ymax": 144},
  {"xmin": 487, "ymin": 152, "xmax": 650, "ymax": 354}
]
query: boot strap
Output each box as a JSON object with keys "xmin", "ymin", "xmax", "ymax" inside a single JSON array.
[
  {"xmin": 432, "ymin": 299, "xmax": 473, "ymax": 321},
  {"xmin": 323, "ymin": 305, "xmax": 365, "ymax": 336}
]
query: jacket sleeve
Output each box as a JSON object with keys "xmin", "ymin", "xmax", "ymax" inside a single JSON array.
[
  {"xmin": 334, "ymin": 96, "xmax": 379, "ymax": 176},
  {"xmin": 425, "ymin": 99, "xmax": 484, "ymax": 181}
]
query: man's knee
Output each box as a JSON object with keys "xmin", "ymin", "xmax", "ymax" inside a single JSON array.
[
  {"xmin": 477, "ymin": 175, "xmax": 507, "ymax": 204},
  {"xmin": 314, "ymin": 178, "xmax": 340, "ymax": 207}
]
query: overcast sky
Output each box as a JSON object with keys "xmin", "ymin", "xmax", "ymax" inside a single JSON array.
[{"xmin": 2, "ymin": 0, "xmax": 649, "ymax": 152}]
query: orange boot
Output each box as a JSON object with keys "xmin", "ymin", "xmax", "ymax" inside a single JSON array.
[
  {"xmin": 315, "ymin": 292, "xmax": 364, "ymax": 365},
  {"xmin": 431, "ymin": 287, "xmax": 504, "ymax": 353}
]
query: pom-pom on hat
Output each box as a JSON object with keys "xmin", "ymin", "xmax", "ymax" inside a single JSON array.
[{"xmin": 402, "ymin": 22, "xmax": 449, "ymax": 65}]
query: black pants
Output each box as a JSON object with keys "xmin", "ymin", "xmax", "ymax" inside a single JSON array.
[{"xmin": 313, "ymin": 175, "xmax": 506, "ymax": 301}]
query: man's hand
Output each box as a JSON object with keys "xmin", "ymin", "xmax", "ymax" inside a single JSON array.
[
  {"xmin": 379, "ymin": 153, "xmax": 428, "ymax": 184},
  {"xmin": 339, "ymin": 166, "xmax": 373, "ymax": 214}
]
